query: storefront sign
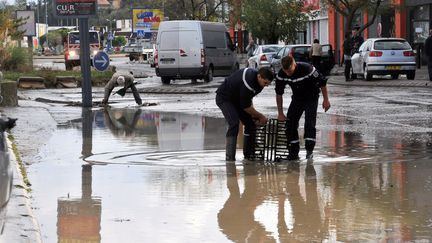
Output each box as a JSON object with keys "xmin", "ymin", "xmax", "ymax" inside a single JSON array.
[{"xmin": 53, "ymin": 0, "xmax": 97, "ymax": 18}]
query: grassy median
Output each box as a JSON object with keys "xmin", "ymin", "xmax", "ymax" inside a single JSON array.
[{"xmin": 3, "ymin": 69, "xmax": 114, "ymax": 88}]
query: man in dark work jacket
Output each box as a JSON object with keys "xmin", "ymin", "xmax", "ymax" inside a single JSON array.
[
  {"xmin": 275, "ymin": 55, "xmax": 330, "ymax": 160},
  {"xmin": 216, "ymin": 67, "xmax": 274, "ymax": 161}
]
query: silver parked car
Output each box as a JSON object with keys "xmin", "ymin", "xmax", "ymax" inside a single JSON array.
[
  {"xmin": 270, "ymin": 44, "xmax": 335, "ymax": 75},
  {"xmin": 247, "ymin": 44, "xmax": 284, "ymax": 69},
  {"xmin": 351, "ymin": 38, "xmax": 416, "ymax": 80}
]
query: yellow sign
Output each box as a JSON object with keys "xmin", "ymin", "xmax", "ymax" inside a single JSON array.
[{"xmin": 132, "ymin": 9, "xmax": 163, "ymax": 32}]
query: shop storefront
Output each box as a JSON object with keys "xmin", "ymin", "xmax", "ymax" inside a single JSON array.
[{"xmin": 406, "ymin": 1, "xmax": 432, "ymax": 63}]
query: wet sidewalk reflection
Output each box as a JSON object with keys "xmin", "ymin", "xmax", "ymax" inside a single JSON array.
[{"xmin": 26, "ymin": 108, "xmax": 432, "ymax": 242}]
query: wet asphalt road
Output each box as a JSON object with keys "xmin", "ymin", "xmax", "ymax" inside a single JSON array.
[{"xmin": 3, "ymin": 58, "xmax": 432, "ymax": 242}]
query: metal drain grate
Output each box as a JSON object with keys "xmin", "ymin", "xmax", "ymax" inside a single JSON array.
[{"xmin": 252, "ymin": 119, "xmax": 289, "ymax": 162}]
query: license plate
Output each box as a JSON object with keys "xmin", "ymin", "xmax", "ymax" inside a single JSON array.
[
  {"xmin": 386, "ymin": 66, "xmax": 400, "ymax": 70},
  {"xmin": 160, "ymin": 58, "xmax": 175, "ymax": 64}
]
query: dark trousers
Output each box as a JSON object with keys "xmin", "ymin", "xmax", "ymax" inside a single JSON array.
[
  {"xmin": 103, "ymin": 84, "xmax": 142, "ymax": 105},
  {"xmin": 129, "ymin": 84, "xmax": 142, "ymax": 105},
  {"xmin": 344, "ymin": 59, "xmax": 352, "ymax": 80},
  {"xmin": 216, "ymin": 95, "xmax": 256, "ymax": 137},
  {"xmin": 428, "ymin": 58, "xmax": 432, "ymax": 81},
  {"xmin": 311, "ymin": 56, "xmax": 321, "ymax": 73},
  {"xmin": 285, "ymin": 98, "xmax": 319, "ymax": 153}
]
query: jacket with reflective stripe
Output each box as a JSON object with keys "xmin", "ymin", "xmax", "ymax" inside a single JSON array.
[
  {"xmin": 216, "ymin": 68, "xmax": 263, "ymax": 109},
  {"xmin": 275, "ymin": 62, "xmax": 327, "ymax": 100}
]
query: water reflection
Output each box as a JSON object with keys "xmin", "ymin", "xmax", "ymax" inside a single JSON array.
[
  {"xmin": 218, "ymin": 163, "xmax": 272, "ymax": 241},
  {"xmin": 57, "ymin": 109, "xmax": 101, "ymax": 242},
  {"xmin": 27, "ymin": 108, "xmax": 432, "ymax": 242},
  {"xmin": 57, "ymin": 165, "xmax": 101, "ymax": 242},
  {"xmin": 79, "ymin": 108, "xmax": 227, "ymax": 164},
  {"xmin": 217, "ymin": 159, "xmax": 432, "ymax": 241},
  {"xmin": 218, "ymin": 163, "xmax": 325, "ymax": 241}
]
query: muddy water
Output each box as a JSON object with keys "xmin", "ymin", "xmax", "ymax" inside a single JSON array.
[{"xmin": 29, "ymin": 108, "xmax": 432, "ymax": 242}]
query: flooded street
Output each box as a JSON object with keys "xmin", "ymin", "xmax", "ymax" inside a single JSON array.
[{"xmin": 28, "ymin": 108, "xmax": 432, "ymax": 242}]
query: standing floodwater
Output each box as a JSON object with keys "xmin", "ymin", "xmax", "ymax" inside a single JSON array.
[{"xmin": 28, "ymin": 108, "xmax": 432, "ymax": 242}]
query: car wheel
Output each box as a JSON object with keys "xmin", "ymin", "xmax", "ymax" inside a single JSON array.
[
  {"xmin": 161, "ymin": 77, "xmax": 171, "ymax": 85},
  {"xmin": 391, "ymin": 74, "xmax": 399, "ymax": 79},
  {"xmin": 129, "ymin": 56, "xmax": 134, "ymax": 62},
  {"xmin": 204, "ymin": 67, "xmax": 213, "ymax": 82},
  {"xmin": 364, "ymin": 65, "xmax": 372, "ymax": 81},
  {"xmin": 407, "ymin": 71, "xmax": 415, "ymax": 80}
]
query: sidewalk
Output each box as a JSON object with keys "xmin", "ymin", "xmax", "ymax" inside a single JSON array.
[{"xmin": 328, "ymin": 65, "xmax": 431, "ymax": 88}]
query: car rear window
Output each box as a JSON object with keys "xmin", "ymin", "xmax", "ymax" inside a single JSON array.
[
  {"xmin": 262, "ymin": 46, "xmax": 281, "ymax": 53},
  {"xmin": 374, "ymin": 40, "xmax": 411, "ymax": 50}
]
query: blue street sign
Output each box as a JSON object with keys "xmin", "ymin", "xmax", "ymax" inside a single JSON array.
[
  {"xmin": 137, "ymin": 30, "xmax": 145, "ymax": 38},
  {"xmin": 92, "ymin": 51, "xmax": 110, "ymax": 72}
]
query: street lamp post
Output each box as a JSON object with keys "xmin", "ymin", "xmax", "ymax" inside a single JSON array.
[{"xmin": 44, "ymin": 0, "xmax": 48, "ymax": 51}]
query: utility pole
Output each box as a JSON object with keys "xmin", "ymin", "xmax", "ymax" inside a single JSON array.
[{"xmin": 45, "ymin": 0, "xmax": 48, "ymax": 49}]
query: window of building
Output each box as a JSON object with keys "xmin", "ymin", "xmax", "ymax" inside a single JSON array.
[{"xmin": 411, "ymin": 5, "xmax": 430, "ymax": 44}]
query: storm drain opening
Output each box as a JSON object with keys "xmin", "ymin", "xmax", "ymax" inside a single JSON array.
[{"xmin": 252, "ymin": 119, "xmax": 290, "ymax": 162}]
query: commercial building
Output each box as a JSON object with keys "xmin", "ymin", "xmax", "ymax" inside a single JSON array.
[{"xmin": 323, "ymin": 0, "xmax": 432, "ymax": 64}]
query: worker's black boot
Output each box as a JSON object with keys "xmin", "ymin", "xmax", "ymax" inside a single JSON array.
[
  {"xmin": 243, "ymin": 134, "xmax": 256, "ymax": 160},
  {"xmin": 287, "ymin": 143, "xmax": 300, "ymax": 161},
  {"xmin": 226, "ymin": 136, "xmax": 237, "ymax": 162},
  {"xmin": 305, "ymin": 139, "xmax": 315, "ymax": 160}
]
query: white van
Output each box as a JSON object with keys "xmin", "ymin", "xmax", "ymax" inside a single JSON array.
[{"xmin": 155, "ymin": 20, "xmax": 239, "ymax": 84}]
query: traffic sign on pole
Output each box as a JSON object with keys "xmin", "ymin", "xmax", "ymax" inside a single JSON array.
[
  {"xmin": 92, "ymin": 51, "xmax": 110, "ymax": 72},
  {"xmin": 137, "ymin": 30, "xmax": 145, "ymax": 38}
]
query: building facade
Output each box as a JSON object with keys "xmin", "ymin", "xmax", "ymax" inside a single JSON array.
[{"xmin": 327, "ymin": 0, "xmax": 432, "ymax": 64}]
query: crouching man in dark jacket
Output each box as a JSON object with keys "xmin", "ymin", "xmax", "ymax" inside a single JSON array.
[{"xmin": 216, "ymin": 67, "xmax": 274, "ymax": 161}]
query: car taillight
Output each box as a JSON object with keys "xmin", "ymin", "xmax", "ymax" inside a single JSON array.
[
  {"xmin": 201, "ymin": 49, "xmax": 205, "ymax": 66},
  {"xmin": 403, "ymin": 51, "xmax": 415, "ymax": 56},
  {"xmin": 154, "ymin": 50, "xmax": 158, "ymax": 67},
  {"xmin": 260, "ymin": 55, "xmax": 267, "ymax": 61},
  {"xmin": 369, "ymin": 51, "xmax": 383, "ymax": 57}
]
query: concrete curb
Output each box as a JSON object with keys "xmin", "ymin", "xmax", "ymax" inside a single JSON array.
[
  {"xmin": 2, "ymin": 135, "xmax": 41, "ymax": 243},
  {"xmin": 327, "ymin": 78, "xmax": 432, "ymax": 88}
]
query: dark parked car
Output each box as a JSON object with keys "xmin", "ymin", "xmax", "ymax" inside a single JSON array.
[
  {"xmin": 0, "ymin": 116, "xmax": 16, "ymax": 236},
  {"xmin": 270, "ymin": 44, "xmax": 335, "ymax": 75}
]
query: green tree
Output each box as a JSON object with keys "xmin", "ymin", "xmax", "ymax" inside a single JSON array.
[
  {"xmin": 242, "ymin": 0, "xmax": 311, "ymax": 44},
  {"xmin": 0, "ymin": 9, "xmax": 28, "ymax": 71},
  {"xmin": 112, "ymin": 36, "xmax": 126, "ymax": 47},
  {"xmin": 322, "ymin": 0, "xmax": 389, "ymax": 34}
]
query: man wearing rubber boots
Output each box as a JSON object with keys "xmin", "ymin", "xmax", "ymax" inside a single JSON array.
[
  {"xmin": 216, "ymin": 67, "xmax": 274, "ymax": 161},
  {"xmin": 275, "ymin": 55, "xmax": 330, "ymax": 160}
]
